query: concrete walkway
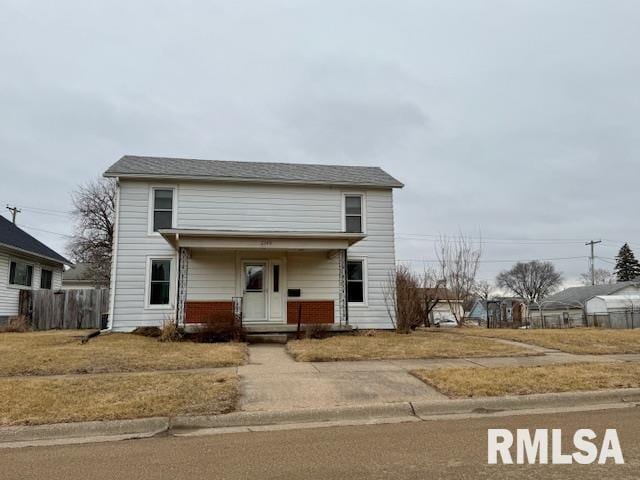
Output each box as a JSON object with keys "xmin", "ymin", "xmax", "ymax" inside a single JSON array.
[{"xmin": 237, "ymin": 344, "xmax": 640, "ymax": 412}]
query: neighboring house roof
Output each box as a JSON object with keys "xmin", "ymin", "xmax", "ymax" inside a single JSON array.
[
  {"xmin": 104, "ymin": 155, "xmax": 404, "ymax": 188},
  {"xmin": 532, "ymin": 282, "xmax": 640, "ymax": 310},
  {"xmin": 0, "ymin": 215, "xmax": 70, "ymax": 266},
  {"xmin": 62, "ymin": 263, "xmax": 104, "ymax": 284}
]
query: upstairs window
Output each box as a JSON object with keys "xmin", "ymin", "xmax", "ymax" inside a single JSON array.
[
  {"xmin": 40, "ymin": 269, "xmax": 53, "ymax": 289},
  {"xmin": 344, "ymin": 195, "xmax": 363, "ymax": 233},
  {"xmin": 9, "ymin": 261, "xmax": 33, "ymax": 287},
  {"xmin": 347, "ymin": 260, "xmax": 365, "ymax": 303},
  {"xmin": 152, "ymin": 188, "xmax": 174, "ymax": 232}
]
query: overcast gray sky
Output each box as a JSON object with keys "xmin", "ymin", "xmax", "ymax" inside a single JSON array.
[{"xmin": 1, "ymin": 0, "xmax": 639, "ymax": 285}]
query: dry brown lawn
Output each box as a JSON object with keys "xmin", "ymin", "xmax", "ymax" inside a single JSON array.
[
  {"xmin": 0, "ymin": 330, "xmax": 247, "ymax": 376},
  {"xmin": 452, "ymin": 328, "xmax": 640, "ymax": 354},
  {"xmin": 412, "ymin": 362, "xmax": 640, "ymax": 398},
  {"xmin": 286, "ymin": 331, "xmax": 536, "ymax": 362},
  {"xmin": 0, "ymin": 371, "xmax": 238, "ymax": 425}
]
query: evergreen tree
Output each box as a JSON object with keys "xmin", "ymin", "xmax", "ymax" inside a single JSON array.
[{"xmin": 614, "ymin": 243, "xmax": 640, "ymax": 281}]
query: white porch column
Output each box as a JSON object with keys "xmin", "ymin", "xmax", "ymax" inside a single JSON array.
[{"xmin": 176, "ymin": 247, "xmax": 190, "ymax": 326}]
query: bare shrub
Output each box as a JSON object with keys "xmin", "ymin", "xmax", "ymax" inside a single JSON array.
[
  {"xmin": 159, "ymin": 317, "xmax": 182, "ymax": 343},
  {"xmin": 383, "ymin": 264, "xmax": 425, "ymax": 333},
  {"xmin": 304, "ymin": 323, "xmax": 330, "ymax": 339},
  {"xmin": 190, "ymin": 311, "xmax": 245, "ymax": 343},
  {"xmin": 1, "ymin": 315, "xmax": 29, "ymax": 333}
]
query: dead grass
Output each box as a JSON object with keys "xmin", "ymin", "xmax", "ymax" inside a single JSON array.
[
  {"xmin": 452, "ymin": 328, "xmax": 640, "ymax": 354},
  {"xmin": 0, "ymin": 330, "xmax": 247, "ymax": 376},
  {"xmin": 412, "ymin": 362, "xmax": 640, "ymax": 398},
  {"xmin": 0, "ymin": 371, "xmax": 238, "ymax": 425},
  {"xmin": 286, "ymin": 331, "xmax": 536, "ymax": 362}
]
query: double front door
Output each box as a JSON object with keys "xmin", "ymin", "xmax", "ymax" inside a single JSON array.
[{"xmin": 241, "ymin": 260, "xmax": 283, "ymax": 322}]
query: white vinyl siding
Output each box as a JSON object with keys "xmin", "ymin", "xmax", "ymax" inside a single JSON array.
[
  {"xmin": 110, "ymin": 181, "xmax": 178, "ymax": 331},
  {"xmin": 0, "ymin": 247, "xmax": 64, "ymax": 318},
  {"xmin": 287, "ymin": 252, "xmax": 341, "ymax": 320},
  {"xmin": 186, "ymin": 251, "xmax": 236, "ymax": 301},
  {"xmin": 109, "ymin": 179, "xmax": 397, "ymax": 330}
]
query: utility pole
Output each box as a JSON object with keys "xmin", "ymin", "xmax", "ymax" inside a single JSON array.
[
  {"xmin": 585, "ymin": 239, "xmax": 602, "ymax": 285},
  {"xmin": 5, "ymin": 205, "xmax": 21, "ymax": 224}
]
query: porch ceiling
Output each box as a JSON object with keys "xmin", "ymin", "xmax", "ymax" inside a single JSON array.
[{"xmin": 158, "ymin": 228, "xmax": 365, "ymax": 251}]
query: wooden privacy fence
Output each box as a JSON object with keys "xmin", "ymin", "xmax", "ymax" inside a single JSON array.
[{"xmin": 19, "ymin": 289, "xmax": 110, "ymax": 330}]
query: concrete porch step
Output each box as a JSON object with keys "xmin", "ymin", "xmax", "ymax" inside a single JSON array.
[{"xmin": 246, "ymin": 334, "xmax": 288, "ymax": 344}]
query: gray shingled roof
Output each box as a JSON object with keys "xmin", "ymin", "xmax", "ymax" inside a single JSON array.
[
  {"xmin": 104, "ymin": 155, "xmax": 404, "ymax": 188},
  {"xmin": 0, "ymin": 215, "xmax": 70, "ymax": 265},
  {"xmin": 533, "ymin": 281, "xmax": 640, "ymax": 309}
]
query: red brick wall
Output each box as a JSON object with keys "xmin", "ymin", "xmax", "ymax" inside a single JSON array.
[
  {"xmin": 185, "ymin": 301, "xmax": 233, "ymax": 324},
  {"xmin": 287, "ymin": 300, "xmax": 334, "ymax": 324}
]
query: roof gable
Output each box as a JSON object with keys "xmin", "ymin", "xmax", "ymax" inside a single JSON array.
[
  {"xmin": 0, "ymin": 215, "xmax": 70, "ymax": 265},
  {"xmin": 104, "ymin": 155, "xmax": 404, "ymax": 188}
]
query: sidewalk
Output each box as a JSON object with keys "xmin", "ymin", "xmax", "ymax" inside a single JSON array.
[{"xmin": 237, "ymin": 344, "xmax": 640, "ymax": 412}]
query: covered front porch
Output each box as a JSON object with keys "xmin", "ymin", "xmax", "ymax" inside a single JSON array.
[{"xmin": 159, "ymin": 229, "xmax": 364, "ymax": 329}]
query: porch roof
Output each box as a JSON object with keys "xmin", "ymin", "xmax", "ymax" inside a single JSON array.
[{"xmin": 158, "ymin": 228, "xmax": 365, "ymax": 251}]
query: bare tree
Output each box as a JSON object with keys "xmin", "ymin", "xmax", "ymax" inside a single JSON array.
[
  {"xmin": 418, "ymin": 267, "xmax": 445, "ymax": 327},
  {"xmin": 67, "ymin": 178, "xmax": 116, "ymax": 285},
  {"xmin": 496, "ymin": 261, "xmax": 562, "ymax": 304},
  {"xmin": 580, "ymin": 268, "xmax": 614, "ymax": 286},
  {"xmin": 435, "ymin": 235, "xmax": 482, "ymax": 325}
]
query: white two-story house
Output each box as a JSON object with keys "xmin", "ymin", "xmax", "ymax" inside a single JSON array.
[{"xmin": 104, "ymin": 156, "xmax": 403, "ymax": 331}]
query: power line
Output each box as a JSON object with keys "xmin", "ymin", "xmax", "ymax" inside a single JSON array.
[
  {"xmin": 397, "ymin": 255, "xmax": 588, "ymax": 264},
  {"xmin": 20, "ymin": 224, "xmax": 73, "ymax": 238}
]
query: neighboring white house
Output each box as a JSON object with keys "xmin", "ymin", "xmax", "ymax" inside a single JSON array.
[
  {"xmin": 0, "ymin": 215, "xmax": 70, "ymax": 322},
  {"xmin": 104, "ymin": 155, "xmax": 403, "ymax": 332}
]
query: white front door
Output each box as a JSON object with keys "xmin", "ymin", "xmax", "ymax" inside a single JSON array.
[{"xmin": 243, "ymin": 262, "xmax": 267, "ymax": 321}]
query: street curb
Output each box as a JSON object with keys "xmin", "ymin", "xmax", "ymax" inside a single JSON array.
[
  {"xmin": 170, "ymin": 402, "xmax": 415, "ymax": 429},
  {"xmin": 2, "ymin": 388, "xmax": 639, "ymax": 446},
  {"xmin": 0, "ymin": 417, "xmax": 169, "ymax": 444},
  {"xmin": 410, "ymin": 388, "xmax": 640, "ymax": 417}
]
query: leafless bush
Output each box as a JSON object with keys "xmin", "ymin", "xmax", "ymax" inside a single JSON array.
[
  {"xmin": 159, "ymin": 316, "xmax": 182, "ymax": 342},
  {"xmin": 190, "ymin": 311, "xmax": 245, "ymax": 343},
  {"xmin": 1, "ymin": 315, "xmax": 29, "ymax": 332},
  {"xmin": 383, "ymin": 265, "xmax": 424, "ymax": 333},
  {"xmin": 304, "ymin": 323, "xmax": 331, "ymax": 339}
]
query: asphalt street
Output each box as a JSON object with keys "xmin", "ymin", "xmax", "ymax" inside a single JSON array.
[{"xmin": 3, "ymin": 407, "xmax": 639, "ymax": 479}]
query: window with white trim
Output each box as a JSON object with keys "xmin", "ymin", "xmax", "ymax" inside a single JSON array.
[
  {"xmin": 149, "ymin": 259, "xmax": 171, "ymax": 305},
  {"xmin": 344, "ymin": 195, "xmax": 363, "ymax": 233},
  {"xmin": 9, "ymin": 260, "xmax": 33, "ymax": 287},
  {"xmin": 347, "ymin": 260, "xmax": 365, "ymax": 303},
  {"xmin": 152, "ymin": 188, "xmax": 174, "ymax": 232}
]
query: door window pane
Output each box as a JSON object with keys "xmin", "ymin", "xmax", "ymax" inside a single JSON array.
[
  {"xmin": 273, "ymin": 264, "xmax": 280, "ymax": 293},
  {"xmin": 245, "ymin": 265, "xmax": 264, "ymax": 291}
]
